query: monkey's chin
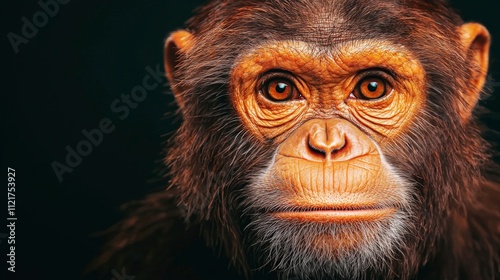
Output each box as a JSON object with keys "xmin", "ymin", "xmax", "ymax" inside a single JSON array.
[
  {"xmin": 271, "ymin": 208, "xmax": 398, "ymax": 252},
  {"xmin": 245, "ymin": 208, "xmax": 411, "ymax": 279}
]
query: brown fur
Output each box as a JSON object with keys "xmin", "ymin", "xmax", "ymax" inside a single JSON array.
[{"xmin": 94, "ymin": 1, "xmax": 499, "ymax": 279}]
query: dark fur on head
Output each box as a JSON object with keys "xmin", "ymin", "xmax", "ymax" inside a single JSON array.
[{"xmin": 95, "ymin": 1, "xmax": 499, "ymax": 279}]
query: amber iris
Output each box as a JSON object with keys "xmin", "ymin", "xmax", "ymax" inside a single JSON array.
[
  {"xmin": 354, "ymin": 77, "xmax": 390, "ymax": 99},
  {"xmin": 263, "ymin": 79, "xmax": 296, "ymax": 101}
]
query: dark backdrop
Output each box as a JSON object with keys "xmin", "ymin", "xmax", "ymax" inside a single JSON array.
[{"xmin": 2, "ymin": 1, "xmax": 499, "ymax": 279}]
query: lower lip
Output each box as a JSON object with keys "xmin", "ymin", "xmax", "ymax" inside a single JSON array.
[{"xmin": 272, "ymin": 208, "xmax": 396, "ymax": 223}]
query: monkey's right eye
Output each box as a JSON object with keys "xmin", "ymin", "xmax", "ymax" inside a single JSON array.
[{"xmin": 262, "ymin": 78, "xmax": 299, "ymax": 102}]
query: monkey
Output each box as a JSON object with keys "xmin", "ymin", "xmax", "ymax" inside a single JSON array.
[{"xmin": 94, "ymin": 0, "xmax": 500, "ymax": 279}]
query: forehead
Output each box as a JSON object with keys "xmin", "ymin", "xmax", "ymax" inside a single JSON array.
[{"xmin": 219, "ymin": 0, "xmax": 414, "ymax": 47}]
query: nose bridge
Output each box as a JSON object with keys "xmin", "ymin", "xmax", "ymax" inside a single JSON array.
[{"xmin": 309, "ymin": 119, "xmax": 346, "ymax": 155}]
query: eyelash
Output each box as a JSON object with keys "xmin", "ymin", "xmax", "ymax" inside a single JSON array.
[{"xmin": 356, "ymin": 68, "xmax": 395, "ymax": 82}]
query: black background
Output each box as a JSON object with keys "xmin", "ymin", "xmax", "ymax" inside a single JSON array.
[{"xmin": 2, "ymin": 0, "xmax": 499, "ymax": 279}]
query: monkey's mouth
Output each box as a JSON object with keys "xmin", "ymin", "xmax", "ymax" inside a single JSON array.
[{"xmin": 272, "ymin": 206, "xmax": 396, "ymax": 223}]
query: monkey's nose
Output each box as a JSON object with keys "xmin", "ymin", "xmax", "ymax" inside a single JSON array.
[{"xmin": 307, "ymin": 120, "xmax": 346, "ymax": 159}]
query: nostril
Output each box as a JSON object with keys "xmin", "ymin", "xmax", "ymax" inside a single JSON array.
[
  {"xmin": 330, "ymin": 136, "xmax": 346, "ymax": 153},
  {"xmin": 307, "ymin": 138, "xmax": 327, "ymax": 156},
  {"xmin": 307, "ymin": 133, "xmax": 347, "ymax": 159}
]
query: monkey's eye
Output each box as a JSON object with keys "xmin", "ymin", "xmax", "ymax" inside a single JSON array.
[
  {"xmin": 352, "ymin": 77, "xmax": 392, "ymax": 100},
  {"xmin": 262, "ymin": 78, "xmax": 298, "ymax": 102}
]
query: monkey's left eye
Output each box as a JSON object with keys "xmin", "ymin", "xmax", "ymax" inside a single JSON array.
[
  {"xmin": 352, "ymin": 76, "xmax": 392, "ymax": 100},
  {"xmin": 262, "ymin": 78, "xmax": 299, "ymax": 102}
]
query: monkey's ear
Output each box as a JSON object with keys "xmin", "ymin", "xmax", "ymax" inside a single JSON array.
[
  {"xmin": 164, "ymin": 30, "xmax": 193, "ymax": 111},
  {"xmin": 457, "ymin": 23, "xmax": 490, "ymax": 121}
]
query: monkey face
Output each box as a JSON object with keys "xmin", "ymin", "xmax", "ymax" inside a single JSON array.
[{"xmin": 228, "ymin": 40, "xmax": 422, "ymax": 277}]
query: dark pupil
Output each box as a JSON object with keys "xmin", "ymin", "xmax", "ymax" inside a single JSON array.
[
  {"xmin": 275, "ymin": 83, "xmax": 288, "ymax": 94},
  {"xmin": 367, "ymin": 82, "xmax": 379, "ymax": 92}
]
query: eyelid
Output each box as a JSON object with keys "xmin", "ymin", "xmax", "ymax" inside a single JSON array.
[
  {"xmin": 355, "ymin": 68, "xmax": 396, "ymax": 85},
  {"xmin": 258, "ymin": 70, "xmax": 297, "ymax": 88}
]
